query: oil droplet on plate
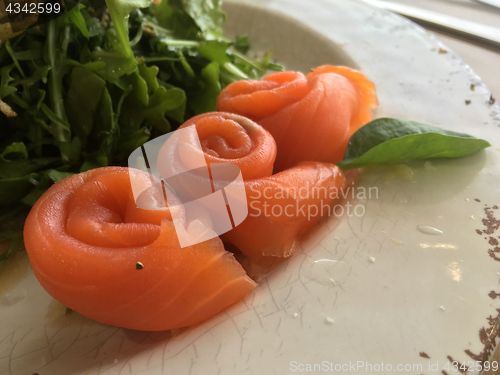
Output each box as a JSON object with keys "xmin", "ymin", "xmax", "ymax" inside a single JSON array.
[
  {"xmin": 301, "ymin": 258, "xmax": 350, "ymax": 287},
  {"xmin": 389, "ymin": 238, "xmax": 404, "ymax": 245},
  {"xmin": 417, "ymin": 225, "xmax": 443, "ymax": 235},
  {"xmin": 325, "ymin": 317, "xmax": 335, "ymax": 324}
]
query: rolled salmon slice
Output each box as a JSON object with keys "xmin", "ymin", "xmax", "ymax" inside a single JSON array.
[
  {"xmin": 176, "ymin": 112, "xmax": 347, "ymax": 260},
  {"xmin": 217, "ymin": 65, "xmax": 378, "ymax": 172},
  {"xmin": 223, "ymin": 161, "xmax": 346, "ymax": 259},
  {"xmin": 23, "ymin": 167, "xmax": 256, "ymax": 331}
]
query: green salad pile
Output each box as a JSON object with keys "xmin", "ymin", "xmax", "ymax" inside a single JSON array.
[{"xmin": 0, "ymin": 0, "xmax": 283, "ymax": 265}]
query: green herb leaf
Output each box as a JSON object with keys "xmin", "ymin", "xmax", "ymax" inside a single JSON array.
[
  {"xmin": 0, "ymin": 0, "xmax": 283, "ymax": 209},
  {"xmin": 20, "ymin": 168, "xmax": 73, "ymax": 206},
  {"xmin": 183, "ymin": 0, "xmax": 225, "ymax": 38},
  {"xmin": 0, "ymin": 64, "xmax": 18, "ymax": 99},
  {"xmin": 0, "ymin": 158, "xmax": 58, "ymax": 179},
  {"xmin": 188, "ymin": 61, "xmax": 219, "ymax": 114},
  {"xmin": 65, "ymin": 67, "xmax": 106, "ymax": 146},
  {"xmin": 338, "ymin": 118, "xmax": 492, "ymax": 170},
  {"xmin": 233, "ymin": 34, "xmax": 250, "ymax": 54},
  {"xmin": 0, "ymin": 174, "xmax": 38, "ymax": 205},
  {"xmin": 57, "ymin": 137, "xmax": 82, "ymax": 163},
  {"xmin": 80, "ymin": 153, "xmax": 108, "ymax": 172},
  {"xmin": 47, "ymin": 169, "xmax": 74, "ymax": 182},
  {"xmin": 104, "ymin": 0, "xmax": 153, "ymax": 76},
  {"xmin": 1, "ymin": 142, "xmax": 28, "ymax": 161},
  {"xmin": 198, "ymin": 40, "xmax": 231, "ymax": 65},
  {"xmin": 67, "ymin": 3, "xmax": 90, "ymax": 39}
]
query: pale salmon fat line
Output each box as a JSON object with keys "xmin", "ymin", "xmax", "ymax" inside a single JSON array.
[{"xmin": 127, "ymin": 112, "xmax": 352, "ymax": 249}]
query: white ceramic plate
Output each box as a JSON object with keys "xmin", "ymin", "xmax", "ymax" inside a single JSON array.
[{"xmin": 2, "ymin": 1, "xmax": 500, "ymax": 374}]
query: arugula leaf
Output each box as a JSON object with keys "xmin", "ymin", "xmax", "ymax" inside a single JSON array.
[
  {"xmin": 65, "ymin": 66, "xmax": 106, "ymax": 147},
  {"xmin": 21, "ymin": 169, "xmax": 74, "ymax": 206},
  {"xmin": 12, "ymin": 65, "xmax": 52, "ymax": 88},
  {"xmin": 0, "ymin": 64, "xmax": 18, "ymax": 99},
  {"xmin": 152, "ymin": 0, "xmax": 204, "ymax": 40},
  {"xmin": 92, "ymin": 87, "xmax": 116, "ymax": 157},
  {"xmin": 0, "ymin": 142, "xmax": 28, "ymax": 161},
  {"xmin": 233, "ymin": 34, "xmax": 250, "ymax": 54},
  {"xmin": 104, "ymin": 0, "xmax": 153, "ymax": 77},
  {"xmin": 0, "ymin": 0, "xmax": 283, "ymax": 213},
  {"xmin": 183, "ymin": 0, "xmax": 225, "ymax": 38},
  {"xmin": 67, "ymin": 4, "xmax": 90, "ymax": 39},
  {"xmin": 198, "ymin": 40, "xmax": 231, "ymax": 65},
  {"xmin": 0, "ymin": 158, "xmax": 58, "ymax": 179},
  {"xmin": 80, "ymin": 153, "xmax": 108, "ymax": 172},
  {"xmin": 188, "ymin": 61, "xmax": 220, "ymax": 114},
  {"xmin": 57, "ymin": 137, "xmax": 82, "ymax": 163},
  {"xmin": 0, "ymin": 174, "xmax": 39, "ymax": 205},
  {"xmin": 47, "ymin": 169, "xmax": 75, "ymax": 182},
  {"xmin": 338, "ymin": 118, "xmax": 491, "ymax": 170}
]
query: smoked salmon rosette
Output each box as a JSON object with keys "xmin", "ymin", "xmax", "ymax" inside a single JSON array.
[
  {"xmin": 23, "ymin": 167, "xmax": 256, "ymax": 331},
  {"xmin": 173, "ymin": 112, "xmax": 347, "ymax": 260},
  {"xmin": 217, "ymin": 65, "xmax": 378, "ymax": 172}
]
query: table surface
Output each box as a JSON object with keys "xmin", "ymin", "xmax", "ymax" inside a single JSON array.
[{"xmin": 384, "ymin": 0, "xmax": 500, "ymax": 101}]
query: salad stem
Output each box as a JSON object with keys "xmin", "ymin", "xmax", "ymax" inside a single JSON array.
[
  {"xmin": 47, "ymin": 20, "xmax": 70, "ymax": 144},
  {"xmin": 223, "ymin": 62, "xmax": 248, "ymax": 79},
  {"xmin": 141, "ymin": 56, "xmax": 181, "ymax": 63},
  {"xmin": 159, "ymin": 39, "xmax": 201, "ymax": 48}
]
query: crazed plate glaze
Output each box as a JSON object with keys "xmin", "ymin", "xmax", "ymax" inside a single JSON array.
[{"xmin": 1, "ymin": 0, "xmax": 500, "ymax": 374}]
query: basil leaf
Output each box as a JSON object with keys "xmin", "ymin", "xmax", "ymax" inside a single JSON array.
[{"xmin": 338, "ymin": 118, "xmax": 491, "ymax": 170}]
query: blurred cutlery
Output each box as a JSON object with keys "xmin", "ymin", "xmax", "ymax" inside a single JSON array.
[
  {"xmin": 362, "ymin": 0, "xmax": 500, "ymax": 50},
  {"xmin": 473, "ymin": 0, "xmax": 500, "ymax": 10}
]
